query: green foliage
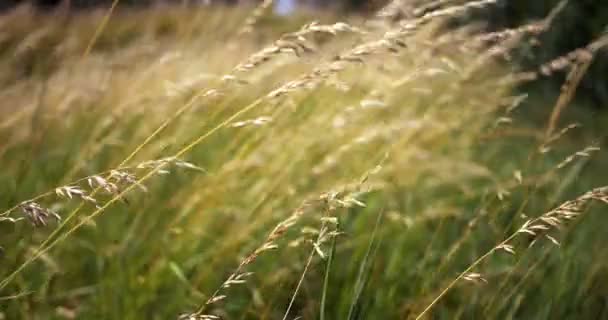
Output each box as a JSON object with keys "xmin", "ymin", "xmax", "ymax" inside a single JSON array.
[{"xmin": 0, "ymin": 3, "xmax": 607, "ymax": 320}]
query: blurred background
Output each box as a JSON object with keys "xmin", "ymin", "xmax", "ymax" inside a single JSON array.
[{"xmin": 2, "ymin": 0, "xmax": 607, "ymax": 107}]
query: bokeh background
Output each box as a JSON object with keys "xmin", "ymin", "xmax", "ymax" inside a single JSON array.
[{"xmin": 3, "ymin": 0, "xmax": 607, "ymax": 106}]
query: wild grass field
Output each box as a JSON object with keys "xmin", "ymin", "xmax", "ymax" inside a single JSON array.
[{"xmin": 1, "ymin": 1, "xmax": 608, "ymax": 319}]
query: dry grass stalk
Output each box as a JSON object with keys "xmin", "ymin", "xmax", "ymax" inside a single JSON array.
[
  {"xmin": 95, "ymin": 20, "xmax": 358, "ymax": 193},
  {"xmin": 305, "ymin": 0, "xmax": 498, "ymax": 94},
  {"xmin": 233, "ymin": 22, "xmax": 364, "ymax": 74},
  {"xmin": 510, "ymin": 34, "xmax": 608, "ymax": 85},
  {"xmin": 82, "ymin": 0, "xmax": 121, "ymax": 58},
  {"xmin": 502, "ymin": 36, "xmax": 608, "ymax": 90},
  {"xmin": 180, "ymin": 189, "xmax": 367, "ymax": 319},
  {"xmin": 177, "ymin": 198, "xmax": 324, "ymax": 319},
  {"xmin": 478, "ymin": 0, "xmax": 563, "ymax": 51},
  {"xmin": 0, "ymin": 0, "xmax": 495, "ymax": 233},
  {"xmin": 19, "ymin": 202, "xmax": 61, "ymax": 228},
  {"xmin": 106, "ymin": 21, "xmax": 360, "ymax": 175},
  {"xmin": 538, "ymin": 123, "xmax": 579, "ymax": 153},
  {"xmin": 0, "ymin": 19, "xmax": 356, "ymax": 230},
  {"xmin": 282, "ymin": 207, "xmax": 341, "ymax": 320},
  {"xmin": 473, "ymin": 22, "xmax": 546, "ymax": 47},
  {"xmin": 0, "ymin": 156, "xmax": 200, "ymax": 291},
  {"xmin": 545, "ymin": 50, "xmax": 594, "ymax": 139},
  {"xmin": 414, "ymin": 186, "xmax": 608, "ymax": 319},
  {"xmin": 463, "ymin": 1, "xmax": 567, "ymax": 81},
  {"xmin": 180, "ymin": 160, "xmax": 380, "ymax": 319},
  {"xmin": 554, "ymin": 145, "xmax": 601, "ymax": 170},
  {"xmin": 0, "ymin": 158, "xmax": 200, "ymax": 236}
]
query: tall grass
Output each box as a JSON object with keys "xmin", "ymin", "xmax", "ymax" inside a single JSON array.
[{"xmin": 1, "ymin": 1, "xmax": 608, "ymax": 319}]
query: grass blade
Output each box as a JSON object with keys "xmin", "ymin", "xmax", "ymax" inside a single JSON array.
[
  {"xmin": 320, "ymin": 230, "xmax": 337, "ymax": 320},
  {"xmin": 347, "ymin": 209, "xmax": 384, "ymax": 320}
]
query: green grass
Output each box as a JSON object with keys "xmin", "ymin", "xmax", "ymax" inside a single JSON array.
[{"xmin": 1, "ymin": 2, "xmax": 607, "ymax": 319}]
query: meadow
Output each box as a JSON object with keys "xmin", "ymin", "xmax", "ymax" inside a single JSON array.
[{"xmin": 1, "ymin": 1, "xmax": 608, "ymax": 319}]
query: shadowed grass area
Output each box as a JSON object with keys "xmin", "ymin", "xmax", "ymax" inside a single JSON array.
[{"xmin": 0, "ymin": 2, "xmax": 607, "ymax": 319}]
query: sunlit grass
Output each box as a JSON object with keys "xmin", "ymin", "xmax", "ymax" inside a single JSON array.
[{"xmin": 0, "ymin": 2, "xmax": 607, "ymax": 319}]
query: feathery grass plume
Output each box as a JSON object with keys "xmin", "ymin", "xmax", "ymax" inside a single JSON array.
[
  {"xmin": 422, "ymin": 21, "xmax": 546, "ymax": 58},
  {"xmin": 179, "ymin": 153, "xmax": 383, "ymax": 320},
  {"xmin": 0, "ymin": 158, "xmax": 200, "ymax": 221},
  {"xmin": 507, "ymin": 34, "xmax": 608, "ymax": 85},
  {"xmin": 282, "ymin": 202, "xmax": 346, "ymax": 320},
  {"xmin": 176, "ymin": 198, "xmax": 317, "ymax": 319},
  {"xmin": 1, "ymin": 41, "xmax": 316, "ymax": 292},
  {"xmin": 0, "ymin": 18, "xmax": 355, "ymax": 239},
  {"xmin": 180, "ymin": 175, "xmax": 374, "ymax": 320},
  {"xmin": 462, "ymin": 2, "xmax": 568, "ymax": 81},
  {"xmin": 473, "ymin": 0, "xmax": 568, "ymax": 50},
  {"xmin": 91, "ymin": 19, "xmax": 358, "ymax": 180},
  {"xmin": 467, "ymin": 0, "xmax": 565, "ymax": 47},
  {"xmin": 88, "ymin": 20, "xmax": 357, "ymax": 171},
  {"xmin": 0, "ymin": 156, "xmax": 202, "ymax": 270},
  {"xmin": 19, "ymin": 202, "xmax": 61, "ymax": 228},
  {"xmin": 233, "ymin": 21, "xmax": 365, "ymax": 74},
  {"xmin": 414, "ymin": 186, "xmax": 608, "ymax": 319},
  {"xmin": 543, "ymin": 35, "xmax": 608, "ymax": 77},
  {"xmin": 267, "ymin": 0, "xmax": 502, "ymax": 99}
]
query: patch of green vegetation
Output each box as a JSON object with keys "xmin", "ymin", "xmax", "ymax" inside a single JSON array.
[{"xmin": 0, "ymin": 2, "xmax": 607, "ymax": 320}]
